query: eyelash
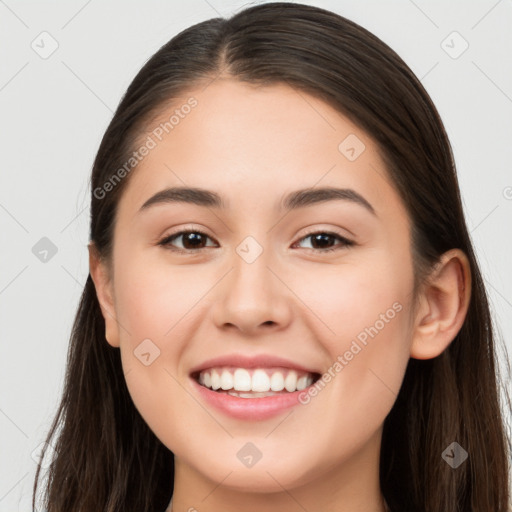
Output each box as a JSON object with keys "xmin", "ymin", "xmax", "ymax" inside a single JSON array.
[{"xmin": 157, "ymin": 228, "xmax": 355, "ymax": 255}]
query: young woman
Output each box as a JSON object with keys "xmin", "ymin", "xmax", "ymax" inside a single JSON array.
[{"xmin": 32, "ymin": 2, "xmax": 511, "ymax": 511}]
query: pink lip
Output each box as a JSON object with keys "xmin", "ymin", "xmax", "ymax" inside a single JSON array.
[
  {"xmin": 188, "ymin": 353, "xmax": 321, "ymax": 421},
  {"xmin": 191, "ymin": 377, "xmax": 312, "ymax": 421},
  {"xmin": 188, "ymin": 353, "xmax": 320, "ymax": 375}
]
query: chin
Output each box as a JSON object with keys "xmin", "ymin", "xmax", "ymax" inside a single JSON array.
[{"xmin": 197, "ymin": 458, "xmax": 312, "ymax": 493}]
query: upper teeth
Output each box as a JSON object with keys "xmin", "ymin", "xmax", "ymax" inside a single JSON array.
[{"xmin": 198, "ymin": 367, "xmax": 314, "ymax": 393}]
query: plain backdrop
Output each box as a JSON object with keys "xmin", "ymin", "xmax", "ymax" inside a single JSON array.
[{"xmin": 1, "ymin": 0, "xmax": 511, "ymax": 510}]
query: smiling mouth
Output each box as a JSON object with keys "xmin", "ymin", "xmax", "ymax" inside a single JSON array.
[{"xmin": 191, "ymin": 367, "xmax": 321, "ymax": 398}]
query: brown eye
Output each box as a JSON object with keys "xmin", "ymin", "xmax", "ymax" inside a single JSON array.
[
  {"xmin": 158, "ymin": 230, "xmax": 217, "ymax": 253},
  {"xmin": 295, "ymin": 232, "xmax": 354, "ymax": 252}
]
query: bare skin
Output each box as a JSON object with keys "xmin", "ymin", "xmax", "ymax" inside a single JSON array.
[{"xmin": 89, "ymin": 79, "xmax": 471, "ymax": 512}]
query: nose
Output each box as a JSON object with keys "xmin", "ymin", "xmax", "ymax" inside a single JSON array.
[{"xmin": 211, "ymin": 244, "xmax": 292, "ymax": 335}]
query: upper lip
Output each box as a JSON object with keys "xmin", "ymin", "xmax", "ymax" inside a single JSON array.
[{"xmin": 189, "ymin": 354, "xmax": 321, "ymax": 376}]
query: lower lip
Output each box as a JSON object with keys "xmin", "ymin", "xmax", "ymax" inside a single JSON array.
[{"xmin": 191, "ymin": 377, "xmax": 311, "ymax": 421}]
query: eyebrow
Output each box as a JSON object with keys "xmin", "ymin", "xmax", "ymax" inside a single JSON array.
[{"xmin": 138, "ymin": 186, "xmax": 376, "ymax": 216}]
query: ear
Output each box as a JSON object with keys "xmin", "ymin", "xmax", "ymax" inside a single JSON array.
[
  {"xmin": 410, "ymin": 248, "xmax": 471, "ymax": 360},
  {"xmin": 88, "ymin": 242, "xmax": 120, "ymax": 348}
]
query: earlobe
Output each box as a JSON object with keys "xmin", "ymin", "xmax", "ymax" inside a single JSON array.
[
  {"xmin": 88, "ymin": 242, "xmax": 121, "ymax": 348},
  {"xmin": 410, "ymin": 249, "xmax": 472, "ymax": 360}
]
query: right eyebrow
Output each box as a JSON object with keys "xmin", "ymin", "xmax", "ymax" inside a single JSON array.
[{"xmin": 138, "ymin": 187, "xmax": 226, "ymax": 213}]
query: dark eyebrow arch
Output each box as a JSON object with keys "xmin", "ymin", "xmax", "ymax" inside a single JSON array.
[
  {"xmin": 139, "ymin": 187, "xmax": 226, "ymax": 212},
  {"xmin": 138, "ymin": 186, "xmax": 376, "ymax": 216},
  {"xmin": 280, "ymin": 187, "xmax": 376, "ymax": 215}
]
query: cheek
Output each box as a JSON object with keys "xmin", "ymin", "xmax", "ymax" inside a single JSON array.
[
  {"xmin": 291, "ymin": 252, "xmax": 412, "ymax": 344},
  {"xmin": 291, "ymin": 253, "xmax": 414, "ymax": 399},
  {"xmin": 112, "ymin": 257, "xmax": 201, "ymax": 451},
  {"xmin": 120, "ymin": 354, "xmax": 196, "ymax": 458},
  {"xmin": 114, "ymin": 254, "xmax": 208, "ymax": 343},
  {"xmin": 286, "ymin": 266, "xmax": 413, "ymax": 463}
]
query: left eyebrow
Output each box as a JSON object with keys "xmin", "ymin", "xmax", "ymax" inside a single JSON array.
[
  {"xmin": 280, "ymin": 187, "xmax": 376, "ymax": 216},
  {"xmin": 138, "ymin": 186, "xmax": 376, "ymax": 216}
]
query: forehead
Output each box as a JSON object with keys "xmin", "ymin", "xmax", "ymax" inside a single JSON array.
[{"xmin": 117, "ymin": 79, "xmax": 407, "ymax": 226}]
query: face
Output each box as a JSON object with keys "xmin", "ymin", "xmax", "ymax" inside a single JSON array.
[{"xmin": 98, "ymin": 79, "xmax": 417, "ymax": 495}]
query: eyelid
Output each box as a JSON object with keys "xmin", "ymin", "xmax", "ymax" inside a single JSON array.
[
  {"xmin": 159, "ymin": 223, "xmax": 216, "ymax": 241},
  {"xmin": 297, "ymin": 225, "xmax": 353, "ymax": 242}
]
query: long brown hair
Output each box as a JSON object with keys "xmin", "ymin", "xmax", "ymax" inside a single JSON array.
[{"xmin": 32, "ymin": 3, "xmax": 511, "ymax": 511}]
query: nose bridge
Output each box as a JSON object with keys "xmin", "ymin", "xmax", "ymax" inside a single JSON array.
[
  {"xmin": 212, "ymin": 233, "xmax": 291, "ymax": 332},
  {"xmin": 230, "ymin": 234, "xmax": 275, "ymax": 305}
]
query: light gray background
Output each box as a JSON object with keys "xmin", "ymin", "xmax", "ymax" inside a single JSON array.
[{"xmin": 1, "ymin": 0, "xmax": 511, "ymax": 509}]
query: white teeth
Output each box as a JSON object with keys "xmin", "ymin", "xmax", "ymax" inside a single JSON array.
[
  {"xmin": 233, "ymin": 368, "xmax": 252, "ymax": 391},
  {"xmin": 220, "ymin": 370, "xmax": 233, "ymax": 390},
  {"xmin": 252, "ymin": 369, "xmax": 270, "ymax": 392},
  {"xmin": 296, "ymin": 375, "xmax": 308, "ymax": 391},
  {"xmin": 228, "ymin": 390, "xmax": 281, "ymax": 398},
  {"xmin": 270, "ymin": 372, "xmax": 285, "ymax": 391},
  {"xmin": 284, "ymin": 370, "xmax": 298, "ymax": 392},
  {"xmin": 211, "ymin": 369, "xmax": 221, "ymax": 390},
  {"xmin": 197, "ymin": 367, "xmax": 316, "ymax": 394}
]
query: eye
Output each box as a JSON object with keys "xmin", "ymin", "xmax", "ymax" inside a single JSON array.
[
  {"xmin": 158, "ymin": 229, "xmax": 217, "ymax": 253},
  {"xmin": 293, "ymin": 230, "xmax": 355, "ymax": 253}
]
